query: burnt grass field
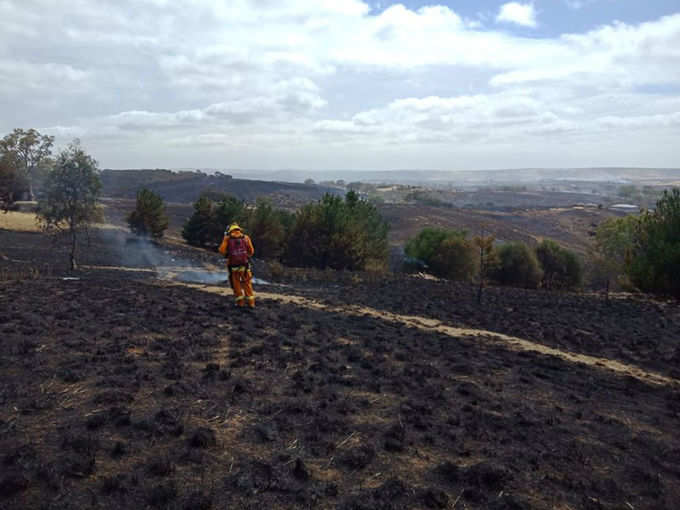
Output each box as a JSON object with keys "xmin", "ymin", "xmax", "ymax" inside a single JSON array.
[{"xmin": 2, "ymin": 228, "xmax": 680, "ymax": 509}]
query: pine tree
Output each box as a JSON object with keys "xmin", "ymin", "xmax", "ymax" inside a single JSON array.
[{"xmin": 127, "ymin": 188, "xmax": 169, "ymax": 239}]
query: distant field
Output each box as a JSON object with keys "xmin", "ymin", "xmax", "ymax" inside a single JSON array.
[
  {"xmin": 0, "ymin": 211, "xmax": 41, "ymax": 232},
  {"xmin": 379, "ymin": 203, "xmax": 623, "ymax": 253},
  {"xmin": 0, "ymin": 210, "xmax": 126, "ymax": 235}
]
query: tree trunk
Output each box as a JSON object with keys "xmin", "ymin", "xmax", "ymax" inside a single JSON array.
[
  {"xmin": 70, "ymin": 228, "xmax": 77, "ymax": 271},
  {"xmin": 605, "ymin": 277, "xmax": 610, "ymax": 305},
  {"xmin": 477, "ymin": 246, "xmax": 484, "ymax": 304}
]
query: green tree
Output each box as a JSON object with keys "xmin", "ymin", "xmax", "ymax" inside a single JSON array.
[
  {"xmin": 591, "ymin": 215, "xmax": 639, "ymax": 298},
  {"xmin": 0, "ymin": 128, "xmax": 54, "ymax": 200},
  {"xmin": 628, "ymin": 188, "xmax": 680, "ymax": 296},
  {"xmin": 182, "ymin": 196, "xmax": 218, "ymax": 248},
  {"xmin": 284, "ymin": 191, "xmax": 389, "ymax": 270},
  {"xmin": 345, "ymin": 190, "xmax": 390, "ymax": 267},
  {"xmin": 493, "ymin": 242, "xmax": 543, "ymax": 289},
  {"xmin": 536, "ymin": 240, "xmax": 582, "ymax": 290},
  {"xmin": 37, "ymin": 141, "xmax": 102, "ymax": 270},
  {"xmin": 127, "ymin": 188, "xmax": 169, "ymax": 238},
  {"xmin": 242, "ymin": 198, "xmax": 292, "ymax": 260},
  {"xmin": 214, "ymin": 195, "xmax": 246, "ymax": 233},
  {"xmin": 182, "ymin": 194, "xmax": 246, "ymax": 249},
  {"xmin": 0, "ymin": 152, "xmax": 19, "ymax": 211}
]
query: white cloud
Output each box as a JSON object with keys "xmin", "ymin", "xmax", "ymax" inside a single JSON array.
[
  {"xmin": 1, "ymin": 1, "xmax": 679, "ymax": 169},
  {"xmin": 496, "ymin": 2, "xmax": 537, "ymax": 28},
  {"xmin": 598, "ymin": 112, "xmax": 680, "ymax": 128},
  {"xmin": 312, "ymin": 92, "xmax": 573, "ymax": 146},
  {"xmin": 0, "ymin": 59, "xmax": 91, "ymax": 94}
]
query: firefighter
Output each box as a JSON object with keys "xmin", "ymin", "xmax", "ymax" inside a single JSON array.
[{"xmin": 218, "ymin": 223, "xmax": 255, "ymax": 308}]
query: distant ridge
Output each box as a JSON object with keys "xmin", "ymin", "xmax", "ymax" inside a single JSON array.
[
  {"xmin": 216, "ymin": 167, "xmax": 680, "ymax": 185},
  {"xmin": 99, "ymin": 169, "xmax": 337, "ymax": 204}
]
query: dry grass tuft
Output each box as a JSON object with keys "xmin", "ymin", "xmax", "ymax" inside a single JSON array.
[{"xmin": 0, "ymin": 211, "xmax": 41, "ymax": 232}]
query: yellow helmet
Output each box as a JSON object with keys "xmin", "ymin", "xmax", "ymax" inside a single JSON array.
[{"xmin": 227, "ymin": 223, "xmax": 241, "ymax": 234}]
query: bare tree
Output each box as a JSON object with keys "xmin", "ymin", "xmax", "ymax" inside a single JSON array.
[{"xmin": 473, "ymin": 227, "xmax": 497, "ymax": 304}]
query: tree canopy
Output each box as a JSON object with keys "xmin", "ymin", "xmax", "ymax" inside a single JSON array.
[
  {"xmin": 37, "ymin": 141, "xmax": 101, "ymax": 270},
  {"xmin": 182, "ymin": 193, "xmax": 258, "ymax": 250},
  {"xmin": 242, "ymin": 198, "xmax": 293, "ymax": 260},
  {"xmin": 0, "ymin": 128, "xmax": 54, "ymax": 200},
  {"xmin": 0, "ymin": 151, "xmax": 20, "ymax": 211}
]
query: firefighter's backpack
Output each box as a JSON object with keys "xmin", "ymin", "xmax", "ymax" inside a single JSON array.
[{"xmin": 227, "ymin": 236, "xmax": 249, "ymax": 266}]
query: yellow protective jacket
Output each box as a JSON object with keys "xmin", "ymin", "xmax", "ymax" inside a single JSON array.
[{"xmin": 218, "ymin": 231, "xmax": 254, "ymax": 266}]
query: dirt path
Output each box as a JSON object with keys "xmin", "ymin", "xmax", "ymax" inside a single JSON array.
[{"xmin": 165, "ymin": 280, "xmax": 679, "ymax": 388}]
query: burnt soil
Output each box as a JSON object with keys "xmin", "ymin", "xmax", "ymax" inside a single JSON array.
[{"xmin": 2, "ymin": 228, "xmax": 680, "ymax": 509}]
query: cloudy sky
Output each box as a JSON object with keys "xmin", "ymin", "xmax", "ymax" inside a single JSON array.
[{"xmin": 1, "ymin": 0, "xmax": 679, "ymax": 170}]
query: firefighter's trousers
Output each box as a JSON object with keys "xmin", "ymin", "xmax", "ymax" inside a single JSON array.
[{"xmin": 229, "ymin": 265, "xmax": 255, "ymax": 307}]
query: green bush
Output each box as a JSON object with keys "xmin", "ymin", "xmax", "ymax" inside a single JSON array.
[
  {"xmin": 405, "ymin": 227, "xmax": 462, "ymax": 262},
  {"xmin": 492, "ymin": 242, "xmax": 543, "ymax": 288},
  {"xmin": 283, "ymin": 191, "xmax": 389, "ymax": 270},
  {"xmin": 127, "ymin": 188, "xmax": 168, "ymax": 238},
  {"xmin": 535, "ymin": 240, "xmax": 582, "ymax": 290},
  {"xmin": 431, "ymin": 236, "xmax": 478, "ymax": 280},
  {"xmin": 404, "ymin": 227, "xmax": 477, "ymax": 281}
]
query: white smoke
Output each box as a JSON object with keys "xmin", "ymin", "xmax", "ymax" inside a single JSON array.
[{"xmin": 99, "ymin": 230, "xmax": 269, "ymax": 285}]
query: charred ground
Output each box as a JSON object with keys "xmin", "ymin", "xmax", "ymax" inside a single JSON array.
[{"xmin": 1, "ymin": 227, "xmax": 680, "ymax": 509}]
